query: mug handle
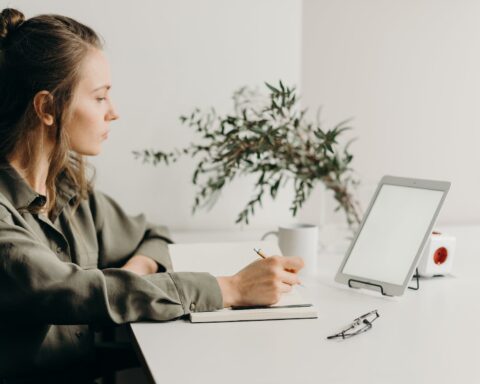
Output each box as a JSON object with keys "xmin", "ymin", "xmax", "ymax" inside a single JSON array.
[{"xmin": 261, "ymin": 231, "xmax": 278, "ymax": 241}]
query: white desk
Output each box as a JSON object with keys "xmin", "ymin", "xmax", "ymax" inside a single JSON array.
[{"xmin": 130, "ymin": 226, "xmax": 480, "ymax": 384}]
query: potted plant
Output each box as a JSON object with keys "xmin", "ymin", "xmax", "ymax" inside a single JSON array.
[{"xmin": 134, "ymin": 81, "xmax": 361, "ymax": 227}]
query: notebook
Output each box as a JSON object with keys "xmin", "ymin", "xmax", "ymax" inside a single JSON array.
[{"xmin": 168, "ymin": 241, "xmax": 318, "ymax": 323}]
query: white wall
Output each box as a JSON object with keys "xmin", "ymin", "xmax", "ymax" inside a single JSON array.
[
  {"xmin": 302, "ymin": 0, "xmax": 480, "ymax": 226},
  {"xmin": 4, "ymin": 0, "xmax": 478, "ymax": 230},
  {"xmin": 6, "ymin": 0, "xmax": 302, "ymax": 230}
]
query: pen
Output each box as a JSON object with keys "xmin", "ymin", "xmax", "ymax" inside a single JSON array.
[
  {"xmin": 253, "ymin": 248, "xmax": 268, "ymax": 259},
  {"xmin": 253, "ymin": 248, "xmax": 304, "ymax": 287}
]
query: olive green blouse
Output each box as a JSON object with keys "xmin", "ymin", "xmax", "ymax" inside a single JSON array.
[{"xmin": 0, "ymin": 161, "xmax": 223, "ymax": 378}]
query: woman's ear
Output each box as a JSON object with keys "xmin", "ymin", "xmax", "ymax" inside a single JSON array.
[{"xmin": 33, "ymin": 91, "xmax": 54, "ymax": 126}]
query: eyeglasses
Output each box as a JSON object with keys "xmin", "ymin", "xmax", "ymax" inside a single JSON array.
[{"xmin": 327, "ymin": 309, "xmax": 380, "ymax": 340}]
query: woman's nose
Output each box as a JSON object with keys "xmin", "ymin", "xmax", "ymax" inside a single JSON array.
[
  {"xmin": 109, "ymin": 110, "xmax": 119, "ymax": 121},
  {"xmin": 107, "ymin": 102, "xmax": 119, "ymax": 121}
]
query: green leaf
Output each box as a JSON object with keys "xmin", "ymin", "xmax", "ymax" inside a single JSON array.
[
  {"xmin": 135, "ymin": 81, "xmax": 360, "ymax": 229},
  {"xmin": 265, "ymin": 82, "xmax": 279, "ymax": 93}
]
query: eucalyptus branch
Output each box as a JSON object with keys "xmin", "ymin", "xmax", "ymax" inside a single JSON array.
[{"xmin": 134, "ymin": 81, "xmax": 362, "ymax": 227}]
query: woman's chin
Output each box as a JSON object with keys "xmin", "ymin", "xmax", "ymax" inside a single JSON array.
[{"xmin": 74, "ymin": 147, "xmax": 102, "ymax": 157}]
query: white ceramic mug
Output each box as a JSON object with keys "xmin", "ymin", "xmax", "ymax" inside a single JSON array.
[{"xmin": 262, "ymin": 224, "xmax": 319, "ymax": 276}]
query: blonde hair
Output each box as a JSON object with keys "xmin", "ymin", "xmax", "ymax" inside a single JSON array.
[{"xmin": 0, "ymin": 8, "xmax": 102, "ymax": 215}]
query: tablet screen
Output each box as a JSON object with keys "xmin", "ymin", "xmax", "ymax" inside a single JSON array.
[{"xmin": 342, "ymin": 184, "xmax": 444, "ymax": 285}]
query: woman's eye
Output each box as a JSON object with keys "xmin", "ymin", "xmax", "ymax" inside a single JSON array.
[{"xmin": 96, "ymin": 97, "xmax": 107, "ymax": 102}]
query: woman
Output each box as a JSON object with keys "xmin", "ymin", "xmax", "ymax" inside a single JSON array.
[{"xmin": 0, "ymin": 8, "xmax": 303, "ymax": 383}]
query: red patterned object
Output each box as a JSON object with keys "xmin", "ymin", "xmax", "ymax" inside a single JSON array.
[{"xmin": 417, "ymin": 233, "xmax": 456, "ymax": 277}]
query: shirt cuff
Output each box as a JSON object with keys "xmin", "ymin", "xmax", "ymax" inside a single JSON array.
[{"xmin": 168, "ymin": 272, "xmax": 224, "ymax": 314}]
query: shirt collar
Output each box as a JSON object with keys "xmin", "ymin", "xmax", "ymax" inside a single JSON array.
[{"xmin": 0, "ymin": 159, "xmax": 78, "ymax": 215}]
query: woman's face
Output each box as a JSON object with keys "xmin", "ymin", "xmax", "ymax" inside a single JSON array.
[{"xmin": 66, "ymin": 48, "xmax": 118, "ymax": 156}]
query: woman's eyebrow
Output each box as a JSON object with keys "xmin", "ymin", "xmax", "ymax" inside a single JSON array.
[{"xmin": 91, "ymin": 84, "xmax": 111, "ymax": 92}]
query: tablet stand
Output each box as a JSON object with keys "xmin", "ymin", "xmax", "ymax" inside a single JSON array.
[
  {"xmin": 408, "ymin": 268, "xmax": 420, "ymax": 291},
  {"xmin": 347, "ymin": 268, "xmax": 421, "ymax": 296},
  {"xmin": 348, "ymin": 279, "xmax": 389, "ymax": 296}
]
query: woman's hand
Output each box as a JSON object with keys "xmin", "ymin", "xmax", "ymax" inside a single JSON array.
[
  {"xmin": 216, "ymin": 256, "xmax": 304, "ymax": 308},
  {"xmin": 120, "ymin": 254, "xmax": 159, "ymax": 276}
]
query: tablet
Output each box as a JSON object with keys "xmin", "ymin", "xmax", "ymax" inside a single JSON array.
[{"xmin": 335, "ymin": 175, "xmax": 450, "ymax": 296}]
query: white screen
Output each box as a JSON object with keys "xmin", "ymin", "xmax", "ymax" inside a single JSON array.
[{"xmin": 342, "ymin": 184, "xmax": 444, "ymax": 285}]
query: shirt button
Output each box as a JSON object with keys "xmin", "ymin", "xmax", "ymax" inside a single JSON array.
[
  {"xmin": 190, "ymin": 303, "xmax": 196, "ymax": 311},
  {"xmin": 37, "ymin": 195, "xmax": 47, "ymax": 206}
]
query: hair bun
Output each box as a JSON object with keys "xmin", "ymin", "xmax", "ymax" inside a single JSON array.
[{"xmin": 0, "ymin": 8, "xmax": 25, "ymax": 48}]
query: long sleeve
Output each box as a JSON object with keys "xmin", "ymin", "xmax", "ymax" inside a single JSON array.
[
  {"xmin": 0, "ymin": 217, "xmax": 222, "ymax": 325},
  {"xmin": 90, "ymin": 190, "xmax": 173, "ymax": 271},
  {"xmin": 0, "ymin": 164, "xmax": 224, "ymax": 376},
  {"xmin": 0, "ymin": 192, "xmax": 224, "ymax": 326}
]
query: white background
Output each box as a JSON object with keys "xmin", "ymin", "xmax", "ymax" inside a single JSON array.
[
  {"xmin": 302, "ymin": 0, "xmax": 480, "ymax": 226},
  {"xmin": 4, "ymin": 0, "xmax": 479, "ymax": 231}
]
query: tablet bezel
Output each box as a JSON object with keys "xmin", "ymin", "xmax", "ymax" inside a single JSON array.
[{"xmin": 334, "ymin": 175, "xmax": 451, "ymax": 296}]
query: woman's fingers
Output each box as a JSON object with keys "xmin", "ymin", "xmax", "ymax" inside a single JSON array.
[
  {"xmin": 279, "ymin": 282, "xmax": 294, "ymax": 294},
  {"xmin": 263, "ymin": 256, "xmax": 303, "ymax": 284},
  {"xmin": 278, "ymin": 255, "xmax": 305, "ymax": 273},
  {"xmin": 279, "ymin": 269, "xmax": 301, "ymax": 286}
]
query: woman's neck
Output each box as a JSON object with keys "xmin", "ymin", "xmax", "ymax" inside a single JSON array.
[
  {"xmin": 7, "ymin": 125, "xmax": 55, "ymax": 197},
  {"xmin": 9, "ymin": 154, "xmax": 50, "ymax": 196}
]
